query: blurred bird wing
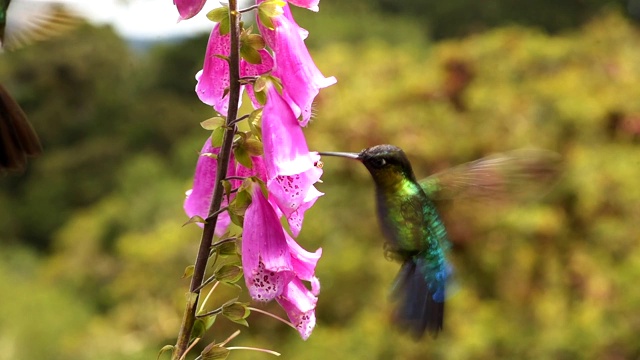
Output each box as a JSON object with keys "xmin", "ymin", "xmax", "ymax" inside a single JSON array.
[
  {"xmin": 0, "ymin": 83, "xmax": 42, "ymax": 173},
  {"xmin": 419, "ymin": 149, "xmax": 562, "ymax": 201},
  {"xmin": 2, "ymin": 0, "xmax": 79, "ymax": 50}
]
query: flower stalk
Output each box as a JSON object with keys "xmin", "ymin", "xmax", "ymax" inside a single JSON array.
[{"xmin": 171, "ymin": 0, "xmax": 242, "ymax": 358}]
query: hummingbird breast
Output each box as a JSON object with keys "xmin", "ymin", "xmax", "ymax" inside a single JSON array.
[{"xmin": 375, "ymin": 179, "xmax": 448, "ymax": 254}]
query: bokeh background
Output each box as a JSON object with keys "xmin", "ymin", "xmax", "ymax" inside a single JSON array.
[{"xmin": 1, "ymin": 0, "xmax": 640, "ymax": 359}]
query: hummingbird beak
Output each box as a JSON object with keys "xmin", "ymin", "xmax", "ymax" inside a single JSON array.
[{"xmin": 317, "ymin": 151, "xmax": 361, "ymax": 160}]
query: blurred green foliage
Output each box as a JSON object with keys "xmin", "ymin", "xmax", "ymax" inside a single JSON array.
[{"xmin": 1, "ymin": 7, "xmax": 640, "ymax": 360}]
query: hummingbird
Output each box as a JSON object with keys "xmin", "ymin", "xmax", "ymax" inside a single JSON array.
[
  {"xmin": 319, "ymin": 144, "xmax": 561, "ymax": 337},
  {"xmin": 0, "ymin": 0, "xmax": 78, "ymax": 173}
]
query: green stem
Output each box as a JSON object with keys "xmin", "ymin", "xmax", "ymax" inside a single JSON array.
[{"xmin": 172, "ymin": 1, "xmax": 242, "ymax": 359}]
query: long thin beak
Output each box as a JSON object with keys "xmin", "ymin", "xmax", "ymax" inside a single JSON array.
[{"xmin": 318, "ymin": 151, "xmax": 360, "ymax": 159}]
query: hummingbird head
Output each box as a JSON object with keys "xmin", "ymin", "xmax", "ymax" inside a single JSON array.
[
  {"xmin": 358, "ymin": 145, "xmax": 417, "ymax": 188},
  {"xmin": 319, "ymin": 144, "xmax": 417, "ymax": 188}
]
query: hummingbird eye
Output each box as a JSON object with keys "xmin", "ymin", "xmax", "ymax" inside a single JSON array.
[{"xmin": 371, "ymin": 158, "xmax": 387, "ymax": 168}]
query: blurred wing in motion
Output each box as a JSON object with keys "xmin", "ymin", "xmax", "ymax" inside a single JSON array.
[
  {"xmin": 419, "ymin": 149, "xmax": 562, "ymax": 201},
  {"xmin": 1, "ymin": 0, "xmax": 79, "ymax": 50},
  {"xmin": 0, "ymin": 83, "xmax": 42, "ymax": 173}
]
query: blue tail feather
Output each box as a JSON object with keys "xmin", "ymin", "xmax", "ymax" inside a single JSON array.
[{"xmin": 391, "ymin": 256, "xmax": 450, "ymax": 338}]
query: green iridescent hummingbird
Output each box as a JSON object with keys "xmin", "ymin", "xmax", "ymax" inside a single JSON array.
[
  {"xmin": 0, "ymin": 0, "xmax": 77, "ymax": 173},
  {"xmin": 320, "ymin": 144, "xmax": 561, "ymax": 337}
]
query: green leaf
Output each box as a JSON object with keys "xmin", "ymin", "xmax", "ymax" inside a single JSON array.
[
  {"xmin": 248, "ymin": 109, "xmax": 263, "ymax": 140},
  {"xmin": 215, "ymin": 241, "xmax": 238, "ymax": 257},
  {"xmin": 219, "ymin": 15, "xmax": 230, "ymax": 35},
  {"xmin": 201, "ymin": 344, "xmax": 230, "ymax": 360},
  {"xmin": 244, "ymin": 139, "xmax": 264, "ymax": 156},
  {"xmin": 157, "ymin": 345, "xmax": 174, "ymax": 360},
  {"xmin": 229, "ymin": 188, "xmax": 251, "ymax": 217},
  {"xmin": 206, "ymin": 6, "xmax": 229, "ymax": 23},
  {"xmin": 246, "ymin": 34, "xmax": 266, "ymax": 50},
  {"xmin": 211, "ymin": 127, "xmax": 225, "ymax": 147},
  {"xmin": 257, "ymin": 10, "xmax": 274, "ymax": 30},
  {"xmin": 240, "ymin": 44, "xmax": 263, "ymax": 65},
  {"xmin": 253, "ymin": 76, "xmax": 267, "ymax": 93},
  {"xmin": 222, "ymin": 302, "xmax": 250, "ymax": 322},
  {"xmin": 259, "ymin": 0, "xmax": 286, "ymax": 17},
  {"xmin": 215, "ymin": 264, "xmax": 243, "ymax": 283},
  {"xmin": 183, "ymin": 215, "xmax": 206, "ymax": 227},
  {"xmin": 201, "ymin": 117, "xmax": 226, "ymax": 130},
  {"xmin": 191, "ymin": 318, "xmax": 207, "ymax": 340},
  {"xmin": 234, "ymin": 146, "xmax": 253, "ymax": 169},
  {"xmin": 182, "ymin": 265, "xmax": 195, "ymax": 279}
]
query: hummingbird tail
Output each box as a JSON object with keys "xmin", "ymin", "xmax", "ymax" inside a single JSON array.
[{"xmin": 391, "ymin": 257, "xmax": 445, "ymax": 338}]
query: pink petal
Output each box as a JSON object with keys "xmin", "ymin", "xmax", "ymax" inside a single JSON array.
[
  {"xmin": 174, "ymin": 0, "xmax": 207, "ymax": 20},
  {"xmin": 276, "ymin": 278, "xmax": 318, "ymax": 340},
  {"xmin": 258, "ymin": 3, "xmax": 336, "ymax": 125},
  {"xmin": 184, "ymin": 138, "xmax": 234, "ymax": 237},
  {"xmin": 262, "ymin": 85, "xmax": 315, "ymax": 178},
  {"xmin": 284, "ymin": 232, "xmax": 321, "ymax": 284},
  {"xmin": 266, "ymin": 151, "xmax": 323, "ymax": 236},
  {"xmin": 242, "ymin": 183, "xmax": 294, "ymax": 301},
  {"xmin": 287, "ymin": 0, "xmax": 320, "ymax": 12}
]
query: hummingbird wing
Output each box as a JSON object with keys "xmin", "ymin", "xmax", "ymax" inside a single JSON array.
[
  {"xmin": 0, "ymin": 83, "xmax": 42, "ymax": 173},
  {"xmin": 1, "ymin": 0, "xmax": 79, "ymax": 50},
  {"xmin": 419, "ymin": 149, "xmax": 562, "ymax": 201}
]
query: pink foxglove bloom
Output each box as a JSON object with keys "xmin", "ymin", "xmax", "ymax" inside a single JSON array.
[
  {"xmin": 242, "ymin": 182, "xmax": 294, "ymax": 301},
  {"xmin": 196, "ymin": 24, "xmax": 274, "ymax": 115},
  {"xmin": 261, "ymin": 84, "xmax": 323, "ymax": 236},
  {"xmin": 184, "ymin": 139, "xmax": 234, "ymax": 237},
  {"xmin": 258, "ymin": 2, "xmax": 336, "ymax": 126},
  {"xmin": 174, "ymin": 0, "xmax": 207, "ymax": 21},
  {"xmin": 276, "ymin": 278, "xmax": 318, "ymax": 340}
]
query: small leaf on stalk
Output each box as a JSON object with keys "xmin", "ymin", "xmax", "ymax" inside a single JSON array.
[
  {"xmin": 211, "ymin": 127, "xmax": 225, "ymax": 147},
  {"xmin": 215, "ymin": 264, "xmax": 243, "ymax": 283},
  {"xmin": 201, "ymin": 117, "xmax": 226, "ymax": 130},
  {"xmin": 229, "ymin": 212, "xmax": 244, "ymax": 227},
  {"xmin": 222, "ymin": 302, "xmax": 250, "ymax": 323},
  {"xmin": 240, "ymin": 44, "xmax": 262, "ymax": 65},
  {"xmin": 219, "ymin": 15, "xmax": 230, "ymax": 35},
  {"xmin": 206, "ymin": 6, "xmax": 229, "ymax": 23},
  {"xmin": 244, "ymin": 139, "xmax": 263, "ymax": 156},
  {"xmin": 259, "ymin": 0, "xmax": 286, "ymax": 17},
  {"xmin": 257, "ymin": 10, "xmax": 274, "ymax": 30},
  {"xmin": 201, "ymin": 343, "xmax": 230, "ymax": 360},
  {"xmin": 215, "ymin": 241, "xmax": 238, "ymax": 256},
  {"xmin": 157, "ymin": 345, "xmax": 174, "ymax": 360},
  {"xmin": 191, "ymin": 320, "xmax": 205, "ymax": 340},
  {"xmin": 183, "ymin": 215, "xmax": 206, "ymax": 227},
  {"xmin": 248, "ymin": 109, "xmax": 263, "ymax": 139},
  {"xmin": 234, "ymin": 146, "xmax": 252, "ymax": 169},
  {"xmin": 246, "ymin": 34, "xmax": 266, "ymax": 50},
  {"xmin": 229, "ymin": 188, "xmax": 251, "ymax": 216},
  {"xmin": 182, "ymin": 265, "xmax": 195, "ymax": 279},
  {"xmin": 253, "ymin": 76, "xmax": 267, "ymax": 93}
]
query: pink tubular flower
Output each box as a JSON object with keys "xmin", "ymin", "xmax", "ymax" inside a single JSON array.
[
  {"xmin": 258, "ymin": 2, "xmax": 336, "ymax": 126},
  {"xmin": 242, "ymin": 182, "xmax": 294, "ymax": 301},
  {"xmin": 184, "ymin": 138, "xmax": 234, "ymax": 237},
  {"xmin": 276, "ymin": 278, "xmax": 318, "ymax": 340},
  {"xmin": 261, "ymin": 84, "xmax": 323, "ymax": 236},
  {"xmin": 196, "ymin": 24, "xmax": 274, "ymax": 115},
  {"xmin": 174, "ymin": 0, "xmax": 207, "ymax": 21}
]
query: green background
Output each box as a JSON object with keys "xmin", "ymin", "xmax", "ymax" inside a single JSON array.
[{"xmin": 1, "ymin": 1, "xmax": 639, "ymax": 359}]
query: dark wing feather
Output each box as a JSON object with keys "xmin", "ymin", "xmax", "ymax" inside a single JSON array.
[{"xmin": 419, "ymin": 149, "xmax": 562, "ymax": 201}]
